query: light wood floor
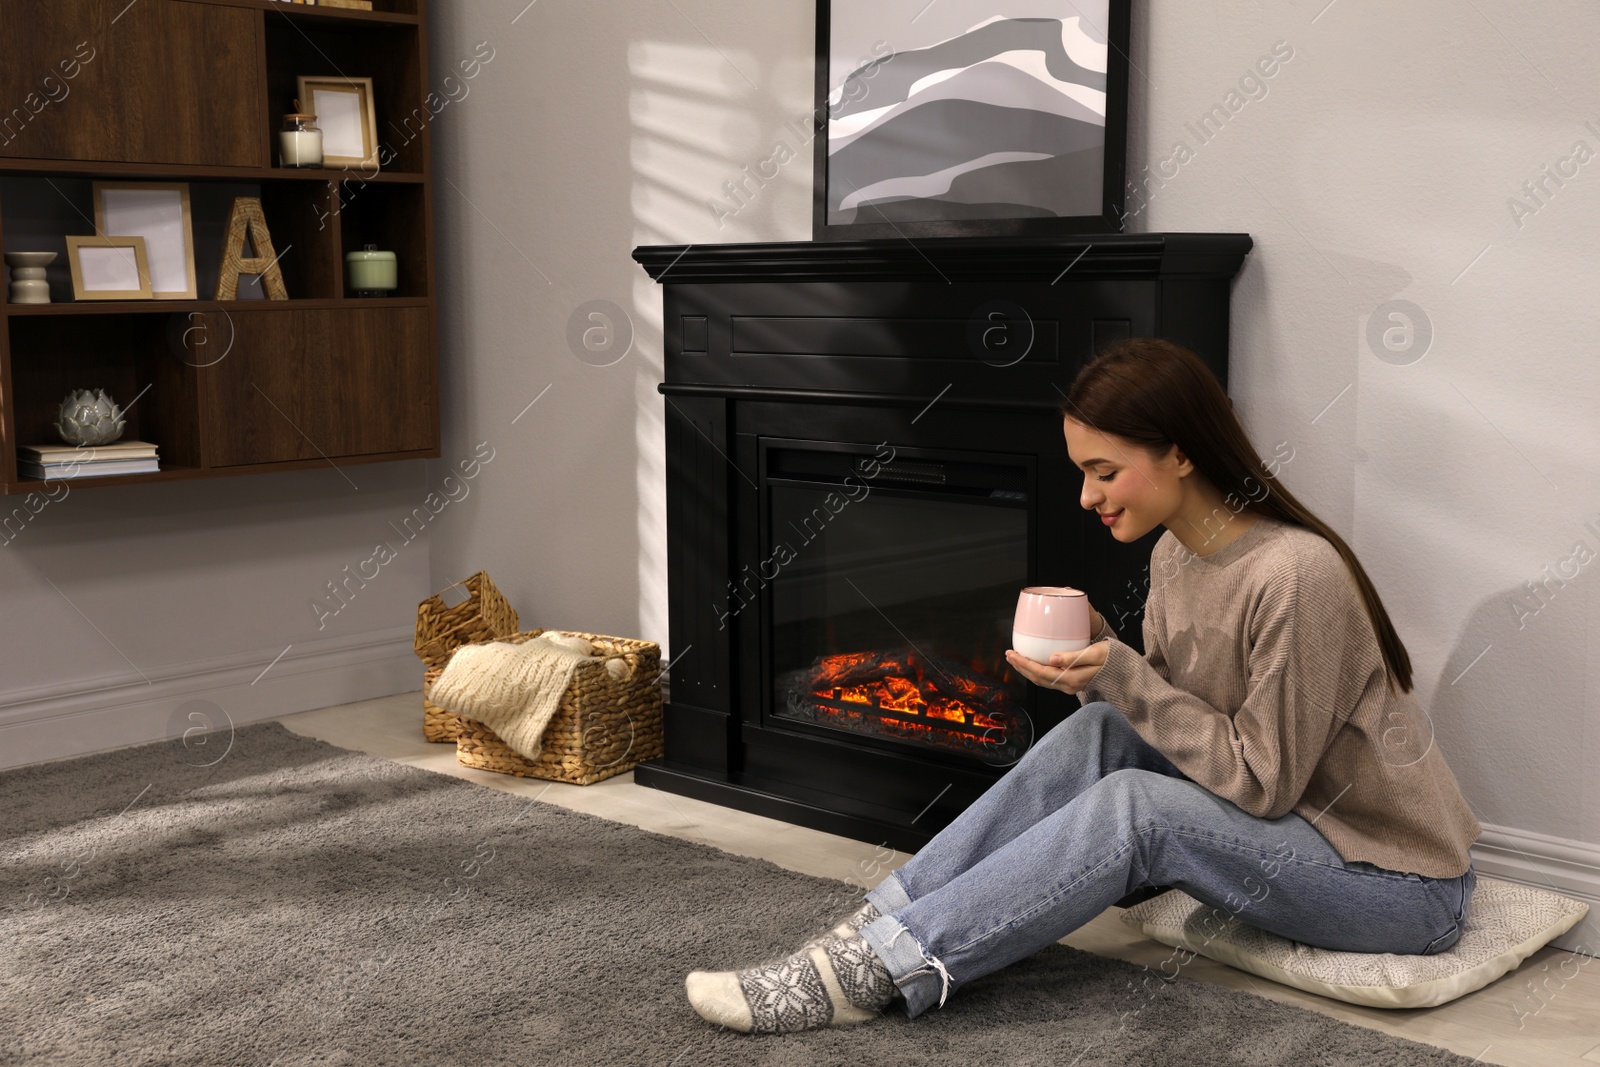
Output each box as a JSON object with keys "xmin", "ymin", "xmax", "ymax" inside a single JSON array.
[{"xmin": 277, "ymin": 692, "xmax": 1600, "ymax": 1067}]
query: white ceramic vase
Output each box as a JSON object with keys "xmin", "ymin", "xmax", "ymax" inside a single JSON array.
[{"xmin": 4, "ymin": 251, "xmax": 55, "ymax": 304}]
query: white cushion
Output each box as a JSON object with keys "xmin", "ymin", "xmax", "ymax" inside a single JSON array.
[{"xmin": 1118, "ymin": 875, "xmax": 1589, "ymax": 1009}]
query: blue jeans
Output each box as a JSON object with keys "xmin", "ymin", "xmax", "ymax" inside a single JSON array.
[{"xmin": 860, "ymin": 701, "xmax": 1477, "ymax": 1018}]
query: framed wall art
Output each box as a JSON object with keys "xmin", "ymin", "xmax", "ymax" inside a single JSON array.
[
  {"xmin": 92, "ymin": 181, "xmax": 197, "ymax": 299},
  {"xmin": 812, "ymin": 0, "xmax": 1131, "ymax": 241},
  {"xmin": 297, "ymin": 75, "xmax": 379, "ymax": 169},
  {"xmin": 65, "ymin": 235, "xmax": 154, "ymax": 301}
]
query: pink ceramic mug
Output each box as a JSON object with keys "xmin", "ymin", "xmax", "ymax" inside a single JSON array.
[{"xmin": 1012, "ymin": 586, "xmax": 1092, "ymax": 664}]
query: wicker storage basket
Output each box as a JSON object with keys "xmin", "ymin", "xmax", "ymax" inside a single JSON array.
[
  {"xmin": 422, "ymin": 669, "xmax": 460, "ymax": 743},
  {"xmin": 415, "ymin": 572, "xmax": 519, "ymax": 742},
  {"xmin": 451, "ymin": 630, "xmax": 664, "ymax": 786}
]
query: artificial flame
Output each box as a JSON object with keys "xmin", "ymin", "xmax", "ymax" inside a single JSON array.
[{"xmin": 810, "ymin": 651, "xmax": 1009, "ymax": 739}]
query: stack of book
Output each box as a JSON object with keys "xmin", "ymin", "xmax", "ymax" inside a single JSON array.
[{"xmin": 18, "ymin": 441, "xmax": 160, "ymax": 480}]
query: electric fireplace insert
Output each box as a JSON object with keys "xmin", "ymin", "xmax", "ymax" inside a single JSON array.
[{"xmin": 765, "ymin": 442, "xmax": 1032, "ymax": 767}]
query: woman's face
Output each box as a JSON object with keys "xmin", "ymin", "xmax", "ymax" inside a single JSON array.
[{"xmin": 1062, "ymin": 417, "xmax": 1186, "ymax": 543}]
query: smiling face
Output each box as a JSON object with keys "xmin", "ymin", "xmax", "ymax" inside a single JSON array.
[
  {"xmin": 1062, "ymin": 417, "xmax": 1189, "ymax": 544},
  {"xmin": 1063, "ymin": 416, "xmax": 1260, "ymax": 555}
]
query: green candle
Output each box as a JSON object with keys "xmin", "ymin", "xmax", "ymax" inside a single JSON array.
[{"xmin": 346, "ymin": 244, "xmax": 397, "ymax": 296}]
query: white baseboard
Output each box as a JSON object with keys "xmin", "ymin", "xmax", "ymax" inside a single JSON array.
[
  {"xmin": 0, "ymin": 626, "xmax": 420, "ymax": 770},
  {"xmin": 1473, "ymin": 823, "xmax": 1600, "ymax": 955}
]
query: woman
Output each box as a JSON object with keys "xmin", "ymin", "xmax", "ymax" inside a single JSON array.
[{"xmin": 685, "ymin": 338, "xmax": 1481, "ymax": 1034}]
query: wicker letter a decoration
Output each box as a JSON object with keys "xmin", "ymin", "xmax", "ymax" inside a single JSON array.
[{"xmin": 215, "ymin": 196, "xmax": 289, "ymax": 300}]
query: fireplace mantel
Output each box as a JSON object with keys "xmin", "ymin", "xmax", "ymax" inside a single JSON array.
[
  {"xmin": 633, "ymin": 232, "xmax": 1253, "ymax": 284},
  {"xmin": 632, "ymin": 232, "xmax": 1251, "ymax": 855}
]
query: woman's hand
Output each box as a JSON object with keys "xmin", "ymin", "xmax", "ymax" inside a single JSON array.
[
  {"xmin": 1090, "ymin": 606, "xmax": 1107, "ymax": 640},
  {"xmin": 1005, "ymin": 642, "xmax": 1109, "ymax": 695}
]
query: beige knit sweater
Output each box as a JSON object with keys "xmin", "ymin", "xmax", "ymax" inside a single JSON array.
[{"xmin": 1081, "ymin": 513, "xmax": 1481, "ymax": 879}]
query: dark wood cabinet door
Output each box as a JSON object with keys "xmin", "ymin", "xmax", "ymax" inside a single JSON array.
[
  {"xmin": 202, "ymin": 310, "xmax": 308, "ymax": 466},
  {"xmin": 203, "ymin": 307, "xmax": 436, "ymax": 467},
  {"xmin": 0, "ymin": 0, "xmax": 263, "ymax": 167}
]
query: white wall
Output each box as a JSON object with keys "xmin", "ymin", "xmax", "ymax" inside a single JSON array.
[
  {"xmin": 0, "ymin": 464, "xmax": 431, "ymax": 768},
  {"xmin": 1122, "ymin": 0, "xmax": 1600, "ymax": 949},
  {"xmin": 426, "ymin": 1, "xmax": 814, "ymax": 646},
  {"xmin": 428, "ymin": 0, "xmax": 1599, "ymax": 948}
]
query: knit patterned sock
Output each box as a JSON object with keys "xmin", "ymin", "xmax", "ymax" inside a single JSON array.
[
  {"xmin": 685, "ymin": 931, "xmax": 896, "ymax": 1034},
  {"xmin": 801, "ymin": 900, "xmax": 881, "ymax": 950}
]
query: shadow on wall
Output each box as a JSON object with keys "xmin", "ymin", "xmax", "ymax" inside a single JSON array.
[
  {"xmin": 0, "ymin": 462, "xmax": 434, "ymax": 677},
  {"xmin": 0, "ymin": 463, "xmax": 428, "ymax": 593},
  {"xmin": 1431, "ymin": 570, "xmax": 1593, "ymax": 841}
]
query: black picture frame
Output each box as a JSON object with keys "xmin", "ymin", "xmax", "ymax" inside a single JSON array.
[{"xmin": 812, "ymin": 1, "xmax": 1132, "ymax": 242}]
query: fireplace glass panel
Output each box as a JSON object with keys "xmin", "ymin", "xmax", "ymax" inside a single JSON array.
[{"xmin": 768, "ymin": 482, "xmax": 1031, "ymax": 764}]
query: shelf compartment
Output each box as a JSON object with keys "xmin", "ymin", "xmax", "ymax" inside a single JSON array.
[
  {"xmin": 335, "ymin": 182, "xmax": 429, "ymax": 298},
  {"xmin": 0, "ymin": 175, "xmax": 347, "ymax": 303},
  {"xmin": 264, "ymin": 19, "xmax": 427, "ymax": 176},
  {"xmin": 7, "ymin": 314, "xmax": 203, "ymax": 471},
  {"xmin": 259, "ymin": 180, "xmax": 342, "ymax": 299}
]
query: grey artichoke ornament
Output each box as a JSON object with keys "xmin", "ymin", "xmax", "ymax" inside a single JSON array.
[{"xmin": 55, "ymin": 389, "xmax": 127, "ymax": 446}]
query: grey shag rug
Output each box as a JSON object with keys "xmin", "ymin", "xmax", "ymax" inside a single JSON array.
[{"xmin": 1, "ymin": 722, "xmax": 1484, "ymax": 1066}]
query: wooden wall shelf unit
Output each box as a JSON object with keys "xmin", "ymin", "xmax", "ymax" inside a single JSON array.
[{"xmin": 0, "ymin": 0, "xmax": 439, "ymax": 495}]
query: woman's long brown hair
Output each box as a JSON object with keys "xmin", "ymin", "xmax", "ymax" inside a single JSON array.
[{"xmin": 1060, "ymin": 337, "xmax": 1414, "ymax": 694}]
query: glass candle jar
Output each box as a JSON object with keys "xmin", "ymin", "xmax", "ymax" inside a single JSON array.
[{"xmin": 279, "ymin": 113, "xmax": 323, "ymax": 168}]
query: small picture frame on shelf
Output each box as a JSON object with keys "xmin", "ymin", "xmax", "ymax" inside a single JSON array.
[
  {"xmin": 297, "ymin": 75, "xmax": 379, "ymax": 169},
  {"xmin": 65, "ymin": 235, "xmax": 154, "ymax": 301},
  {"xmin": 91, "ymin": 181, "xmax": 198, "ymax": 300}
]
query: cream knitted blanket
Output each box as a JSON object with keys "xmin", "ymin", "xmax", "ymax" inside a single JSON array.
[{"xmin": 428, "ymin": 634, "xmax": 596, "ymax": 762}]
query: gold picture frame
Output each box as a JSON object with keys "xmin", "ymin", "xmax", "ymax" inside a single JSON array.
[
  {"xmin": 65, "ymin": 235, "xmax": 154, "ymax": 301},
  {"xmin": 91, "ymin": 181, "xmax": 198, "ymax": 299},
  {"xmin": 297, "ymin": 75, "xmax": 379, "ymax": 169}
]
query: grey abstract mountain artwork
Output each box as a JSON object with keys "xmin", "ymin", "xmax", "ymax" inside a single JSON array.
[{"xmin": 827, "ymin": 4, "xmax": 1111, "ymax": 225}]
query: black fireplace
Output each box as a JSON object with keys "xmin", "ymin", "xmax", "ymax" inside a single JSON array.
[{"xmin": 631, "ymin": 233, "xmax": 1251, "ymax": 857}]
